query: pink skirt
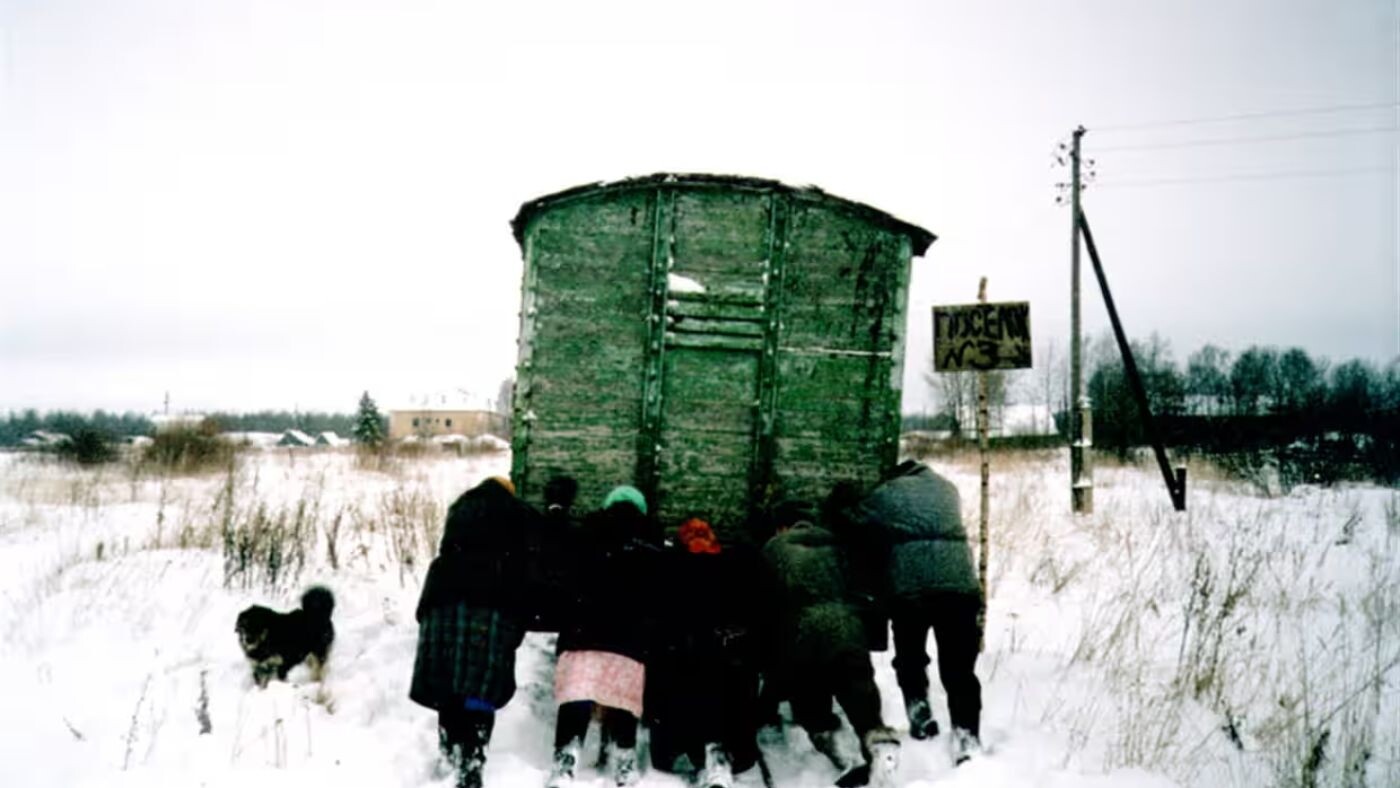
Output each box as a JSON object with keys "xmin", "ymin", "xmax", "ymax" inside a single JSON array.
[{"xmin": 553, "ymin": 650, "xmax": 646, "ymax": 717}]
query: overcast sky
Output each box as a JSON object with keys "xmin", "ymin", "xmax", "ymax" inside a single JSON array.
[{"xmin": 1, "ymin": 0, "xmax": 1395, "ymax": 415}]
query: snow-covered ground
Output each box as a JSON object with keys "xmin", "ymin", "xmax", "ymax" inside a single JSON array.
[{"xmin": 0, "ymin": 448, "xmax": 1395, "ymax": 787}]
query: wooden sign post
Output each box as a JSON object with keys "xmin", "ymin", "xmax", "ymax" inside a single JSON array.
[{"xmin": 933, "ymin": 285, "xmax": 1033, "ymax": 651}]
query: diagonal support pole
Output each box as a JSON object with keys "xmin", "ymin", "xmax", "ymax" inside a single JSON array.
[{"xmin": 1078, "ymin": 212, "xmax": 1187, "ymax": 511}]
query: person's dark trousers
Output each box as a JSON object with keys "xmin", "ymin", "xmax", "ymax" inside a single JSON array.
[
  {"xmin": 553, "ymin": 700, "xmax": 638, "ymax": 749},
  {"xmin": 787, "ymin": 651, "xmax": 886, "ymax": 758},
  {"xmin": 439, "ymin": 705, "xmax": 495, "ymax": 752},
  {"xmin": 661, "ymin": 657, "xmax": 760, "ymax": 773},
  {"xmin": 438, "ymin": 705, "xmax": 495, "ymax": 787},
  {"xmin": 890, "ymin": 592, "xmax": 982, "ymax": 737}
]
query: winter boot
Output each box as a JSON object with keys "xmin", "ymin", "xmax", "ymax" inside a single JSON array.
[
  {"xmin": 695, "ymin": 742, "xmax": 734, "ymax": 788},
  {"xmin": 455, "ymin": 752, "xmax": 484, "ymax": 788},
  {"xmin": 437, "ymin": 727, "xmax": 479, "ymax": 788},
  {"xmin": 905, "ymin": 696, "xmax": 939, "ymax": 740},
  {"xmin": 546, "ymin": 739, "xmax": 581, "ymax": 788},
  {"xmin": 834, "ymin": 765, "xmax": 871, "ymax": 788},
  {"xmin": 809, "ymin": 729, "xmax": 852, "ymax": 772},
  {"xmin": 608, "ymin": 742, "xmax": 640, "ymax": 787},
  {"xmin": 951, "ymin": 726, "xmax": 982, "ymax": 765},
  {"xmin": 863, "ymin": 728, "xmax": 900, "ymax": 788},
  {"xmin": 436, "ymin": 728, "xmax": 461, "ymax": 783},
  {"xmin": 595, "ymin": 721, "xmax": 611, "ymax": 770},
  {"xmin": 437, "ymin": 736, "xmax": 482, "ymax": 788},
  {"xmin": 454, "ymin": 717, "xmax": 491, "ymax": 788}
]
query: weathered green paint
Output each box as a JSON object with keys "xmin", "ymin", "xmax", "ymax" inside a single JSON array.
[{"xmin": 509, "ymin": 174, "xmax": 934, "ymax": 538}]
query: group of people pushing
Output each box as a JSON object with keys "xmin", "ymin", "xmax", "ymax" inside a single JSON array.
[{"xmin": 408, "ymin": 460, "xmax": 985, "ymax": 788}]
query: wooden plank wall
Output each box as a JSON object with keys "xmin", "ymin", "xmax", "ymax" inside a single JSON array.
[
  {"xmin": 512, "ymin": 184, "xmax": 914, "ymax": 535},
  {"xmin": 772, "ymin": 201, "xmax": 908, "ymax": 504},
  {"xmin": 512, "ymin": 189, "xmax": 654, "ymax": 510},
  {"xmin": 653, "ymin": 189, "xmax": 772, "ymax": 530}
]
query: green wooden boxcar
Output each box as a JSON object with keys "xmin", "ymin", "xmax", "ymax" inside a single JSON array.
[{"xmin": 509, "ymin": 173, "xmax": 934, "ymax": 537}]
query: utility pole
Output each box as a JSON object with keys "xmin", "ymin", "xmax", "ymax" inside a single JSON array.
[
  {"xmin": 975, "ymin": 277, "xmax": 990, "ymax": 651},
  {"xmin": 1069, "ymin": 126, "xmax": 1094, "ymax": 513}
]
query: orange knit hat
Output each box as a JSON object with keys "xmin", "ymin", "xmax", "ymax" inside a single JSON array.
[{"xmin": 678, "ymin": 518, "xmax": 721, "ymax": 554}]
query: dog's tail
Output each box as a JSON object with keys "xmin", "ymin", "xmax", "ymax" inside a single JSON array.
[{"xmin": 301, "ymin": 585, "xmax": 335, "ymax": 621}]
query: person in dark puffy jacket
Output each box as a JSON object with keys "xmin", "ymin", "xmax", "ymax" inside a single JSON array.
[
  {"xmin": 547, "ymin": 486, "xmax": 661, "ymax": 788},
  {"xmin": 519, "ymin": 475, "xmax": 581, "ymax": 632},
  {"xmin": 645, "ymin": 517, "xmax": 766, "ymax": 788},
  {"xmin": 410, "ymin": 476, "xmax": 534, "ymax": 788},
  {"xmin": 760, "ymin": 502, "xmax": 900, "ymax": 788},
  {"xmin": 844, "ymin": 460, "xmax": 984, "ymax": 764}
]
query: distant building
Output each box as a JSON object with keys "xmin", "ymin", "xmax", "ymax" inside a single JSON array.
[
  {"xmin": 277, "ymin": 429, "xmax": 316, "ymax": 447},
  {"xmin": 221, "ymin": 432, "xmax": 281, "ymax": 449},
  {"xmin": 388, "ymin": 409, "xmax": 504, "ymax": 441},
  {"xmin": 20, "ymin": 430, "xmax": 71, "ymax": 448},
  {"xmin": 996, "ymin": 403, "xmax": 1059, "ymax": 437},
  {"xmin": 151, "ymin": 413, "xmax": 206, "ymax": 433},
  {"xmin": 315, "ymin": 431, "xmax": 347, "ymax": 447},
  {"xmin": 388, "ymin": 391, "xmax": 507, "ymax": 441}
]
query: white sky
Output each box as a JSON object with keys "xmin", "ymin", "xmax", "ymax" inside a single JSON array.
[{"xmin": 1, "ymin": 0, "xmax": 1396, "ymax": 414}]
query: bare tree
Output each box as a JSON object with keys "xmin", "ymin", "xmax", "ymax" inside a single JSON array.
[
  {"xmin": 495, "ymin": 377, "xmax": 515, "ymax": 438},
  {"xmin": 1275, "ymin": 347, "xmax": 1326, "ymax": 414},
  {"xmin": 926, "ymin": 365, "xmax": 1008, "ymax": 439},
  {"xmin": 1037, "ymin": 339, "xmax": 1065, "ymax": 434},
  {"xmin": 1186, "ymin": 344, "xmax": 1232, "ymax": 415},
  {"xmin": 1230, "ymin": 346, "xmax": 1280, "ymax": 416}
]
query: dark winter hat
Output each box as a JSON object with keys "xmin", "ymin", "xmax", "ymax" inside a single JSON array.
[
  {"xmin": 769, "ymin": 498, "xmax": 818, "ymax": 532},
  {"xmin": 883, "ymin": 459, "xmax": 924, "ymax": 481},
  {"xmin": 822, "ymin": 481, "xmax": 865, "ymax": 530},
  {"xmin": 544, "ymin": 475, "xmax": 579, "ymax": 509},
  {"xmin": 824, "ymin": 481, "xmax": 864, "ymax": 515}
]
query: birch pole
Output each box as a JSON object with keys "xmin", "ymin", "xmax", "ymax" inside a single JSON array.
[{"xmin": 976, "ymin": 277, "xmax": 990, "ymax": 652}]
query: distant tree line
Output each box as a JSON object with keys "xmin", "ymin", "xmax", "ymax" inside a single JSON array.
[
  {"xmin": 1078, "ymin": 334, "xmax": 1399, "ymax": 484},
  {"xmin": 920, "ymin": 334, "xmax": 1398, "ymax": 483},
  {"xmin": 1081, "ymin": 336, "xmax": 1399, "ymax": 435},
  {"xmin": 0, "ymin": 409, "xmax": 363, "ymax": 447},
  {"xmin": 204, "ymin": 410, "xmax": 358, "ymax": 436},
  {"xmin": 0, "ymin": 410, "xmax": 153, "ymax": 446}
]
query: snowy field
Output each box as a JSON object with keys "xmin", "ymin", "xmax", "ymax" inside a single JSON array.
[{"xmin": 0, "ymin": 447, "xmax": 1395, "ymax": 788}]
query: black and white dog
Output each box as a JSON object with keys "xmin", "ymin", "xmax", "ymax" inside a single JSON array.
[{"xmin": 235, "ymin": 586, "xmax": 335, "ymax": 688}]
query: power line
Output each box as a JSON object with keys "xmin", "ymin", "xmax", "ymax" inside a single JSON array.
[
  {"xmin": 1094, "ymin": 125, "xmax": 1398, "ymax": 153},
  {"xmin": 1092, "ymin": 100, "xmax": 1399, "ymax": 133},
  {"xmin": 1094, "ymin": 165, "xmax": 1395, "ymax": 189}
]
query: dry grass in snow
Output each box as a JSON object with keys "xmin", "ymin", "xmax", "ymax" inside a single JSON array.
[{"xmin": 0, "ymin": 446, "xmax": 1395, "ymax": 787}]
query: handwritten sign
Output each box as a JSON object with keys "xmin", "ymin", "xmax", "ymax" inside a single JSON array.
[{"xmin": 933, "ymin": 302, "xmax": 1032, "ymax": 371}]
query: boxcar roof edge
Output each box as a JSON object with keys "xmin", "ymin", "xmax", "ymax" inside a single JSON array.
[{"xmin": 509, "ymin": 172, "xmax": 936, "ymax": 255}]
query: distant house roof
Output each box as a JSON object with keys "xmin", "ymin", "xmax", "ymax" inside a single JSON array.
[
  {"xmin": 222, "ymin": 431, "xmax": 281, "ymax": 448},
  {"xmin": 431, "ymin": 433, "xmax": 509, "ymax": 451},
  {"xmin": 277, "ymin": 429, "xmax": 316, "ymax": 447},
  {"xmin": 315, "ymin": 431, "xmax": 347, "ymax": 447},
  {"xmin": 471, "ymin": 434, "xmax": 510, "ymax": 452},
  {"xmin": 392, "ymin": 389, "xmax": 497, "ymax": 413},
  {"xmin": 22, "ymin": 430, "xmax": 71, "ymax": 447}
]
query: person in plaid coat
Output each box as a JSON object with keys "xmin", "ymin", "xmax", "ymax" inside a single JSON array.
[{"xmin": 411, "ymin": 475, "xmax": 534, "ymax": 788}]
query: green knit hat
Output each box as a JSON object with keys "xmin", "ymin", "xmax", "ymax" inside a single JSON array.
[{"xmin": 602, "ymin": 485, "xmax": 647, "ymax": 515}]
